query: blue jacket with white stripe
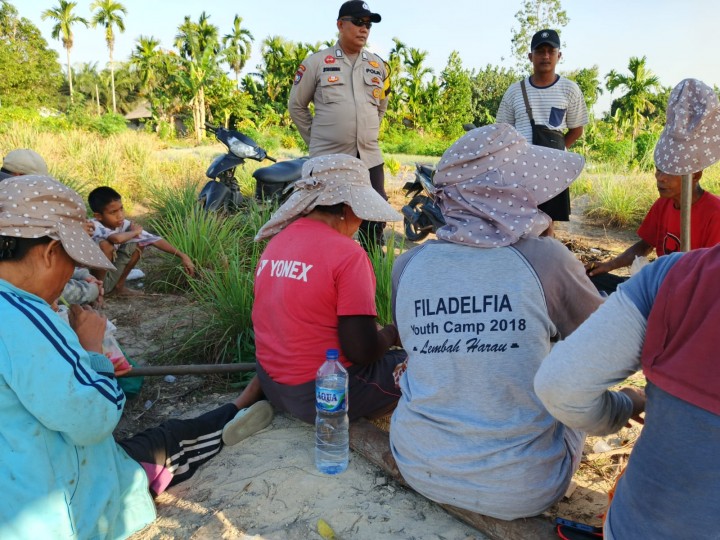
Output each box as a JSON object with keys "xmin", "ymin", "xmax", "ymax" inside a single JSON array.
[{"xmin": 0, "ymin": 279, "xmax": 155, "ymax": 539}]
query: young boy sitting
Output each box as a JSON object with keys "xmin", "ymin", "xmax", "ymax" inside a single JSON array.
[
  {"xmin": 586, "ymin": 78, "xmax": 720, "ymax": 294},
  {"xmin": 88, "ymin": 186, "xmax": 195, "ymax": 295}
]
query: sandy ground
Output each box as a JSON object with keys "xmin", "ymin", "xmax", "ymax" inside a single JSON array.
[
  {"xmin": 106, "ymin": 167, "xmax": 643, "ymax": 539},
  {"xmin": 126, "ymin": 402, "xmax": 484, "ymax": 539}
]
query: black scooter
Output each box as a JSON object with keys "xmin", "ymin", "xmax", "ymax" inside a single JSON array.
[
  {"xmin": 199, "ymin": 123, "xmax": 307, "ymax": 211},
  {"xmin": 400, "ymin": 124, "xmax": 481, "ymax": 241},
  {"xmin": 401, "ymin": 163, "xmax": 446, "ymax": 241}
]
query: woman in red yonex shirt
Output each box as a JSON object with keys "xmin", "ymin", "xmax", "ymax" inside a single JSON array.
[{"xmin": 247, "ymin": 154, "xmax": 407, "ymax": 424}]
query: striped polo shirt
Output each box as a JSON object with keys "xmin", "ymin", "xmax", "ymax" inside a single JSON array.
[{"xmin": 496, "ymin": 76, "xmax": 588, "ymax": 143}]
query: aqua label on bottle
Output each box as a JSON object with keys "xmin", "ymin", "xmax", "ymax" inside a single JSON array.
[{"xmin": 316, "ymin": 387, "xmax": 347, "ymax": 412}]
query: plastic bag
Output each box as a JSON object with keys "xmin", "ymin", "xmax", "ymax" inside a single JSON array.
[{"xmin": 103, "ymin": 327, "xmax": 132, "ymax": 376}]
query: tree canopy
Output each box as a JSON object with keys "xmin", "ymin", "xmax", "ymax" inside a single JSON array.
[{"xmin": 0, "ymin": 2, "xmax": 63, "ymax": 107}]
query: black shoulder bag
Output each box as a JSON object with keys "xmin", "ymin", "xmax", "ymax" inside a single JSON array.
[{"xmin": 520, "ymin": 79, "xmax": 566, "ymax": 150}]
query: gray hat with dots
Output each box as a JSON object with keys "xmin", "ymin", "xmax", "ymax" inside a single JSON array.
[
  {"xmin": 255, "ymin": 154, "xmax": 401, "ymax": 241},
  {"xmin": 434, "ymin": 123, "xmax": 585, "ymax": 247},
  {"xmin": 0, "ymin": 175, "xmax": 115, "ymax": 270}
]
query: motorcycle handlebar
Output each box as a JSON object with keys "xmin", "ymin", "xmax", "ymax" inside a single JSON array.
[
  {"xmin": 266, "ymin": 156, "xmax": 277, "ymax": 163},
  {"xmin": 204, "ymin": 122, "xmax": 217, "ymax": 133}
]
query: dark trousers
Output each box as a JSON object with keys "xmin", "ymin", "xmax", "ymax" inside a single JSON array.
[
  {"xmin": 589, "ymin": 272, "xmax": 627, "ymax": 296},
  {"xmin": 256, "ymin": 350, "xmax": 406, "ymax": 424},
  {"xmin": 118, "ymin": 403, "xmax": 238, "ymax": 491},
  {"xmin": 358, "ymin": 162, "xmax": 387, "ymax": 251}
]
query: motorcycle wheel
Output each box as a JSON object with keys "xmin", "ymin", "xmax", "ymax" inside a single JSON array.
[{"xmin": 404, "ymin": 195, "xmax": 431, "ymax": 242}]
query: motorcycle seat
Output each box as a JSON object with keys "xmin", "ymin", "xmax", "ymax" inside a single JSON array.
[{"xmin": 253, "ymin": 157, "xmax": 308, "ymax": 184}]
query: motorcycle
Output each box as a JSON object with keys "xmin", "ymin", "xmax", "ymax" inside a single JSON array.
[
  {"xmin": 198, "ymin": 123, "xmax": 307, "ymax": 212},
  {"xmin": 401, "ymin": 163, "xmax": 446, "ymax": 241},
  {"xmin": 400, "ymin": 124, "xmax": 480, "ymax": 241}
]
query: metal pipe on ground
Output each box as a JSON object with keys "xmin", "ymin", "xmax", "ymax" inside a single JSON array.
[{"xmin": 118, "ymin": 363, "xmax": 256, "ymax": 377}]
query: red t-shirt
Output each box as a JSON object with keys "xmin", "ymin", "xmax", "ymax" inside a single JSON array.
[
  {"xmin": 252, "ymin": 218, "xmax": 377, "ymax": 385},
  {"xmin": 637, "ymin": 191, "xmax": 720, "ymax": 256}
]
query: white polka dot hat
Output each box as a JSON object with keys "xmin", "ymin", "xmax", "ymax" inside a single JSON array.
[
  {"xmin": 654, "ymin": 78, "xmax": 720, "ymax": 175},
  {"xmin": 255, "ymin": 154, "xmax": 402, "ymax": 241},
  {"xmin": 434, "ymin": 123, "xmax": 585, "ymax": 248},
  {"xmin": 0, "ymin": 175, "xmax": 116, "ymax": 270}
]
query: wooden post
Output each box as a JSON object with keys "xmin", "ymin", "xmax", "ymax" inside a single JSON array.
[
  {"xmin": 680, "ymin": 173, "xmax": 692, "ymax": 252},
  {"xmin": 118, "ymin": 363, "xmax": 256, "ymax": 377}
]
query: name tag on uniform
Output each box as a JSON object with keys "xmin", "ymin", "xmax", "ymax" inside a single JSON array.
[{"xmin": 323, "ymin": 67, "xmax": 341, "ymax": 72}]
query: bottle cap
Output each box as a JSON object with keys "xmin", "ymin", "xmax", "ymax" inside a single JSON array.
[{"xmin": 326, "ymin": 348, "xmax": 339, "ymax": 360}]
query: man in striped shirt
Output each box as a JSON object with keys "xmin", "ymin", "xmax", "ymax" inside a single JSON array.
[{"xmin": 496, "ymin": 29, "xmax": 588, "ymax": 229}]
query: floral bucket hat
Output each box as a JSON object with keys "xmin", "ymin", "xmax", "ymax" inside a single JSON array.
[{"xmin": 654, "ymin": 78, "xmax": 720, "ymax": 175}]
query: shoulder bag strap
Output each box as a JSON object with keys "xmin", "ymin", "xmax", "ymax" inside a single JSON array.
[{"xmin": 520, "ymin": 79, "xmax": 536, "ymax": 126}]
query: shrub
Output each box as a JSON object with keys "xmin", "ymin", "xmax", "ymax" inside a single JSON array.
[
  {"xmin": 384, "ymin": 156, "xmax": 401, "ymax": 176},
  {"xmin": 90, "ymin": 113, "xmax": 128, "ymax": 137},
  {"xmin": 156, "ymin": 120, "xmax": 175, "ymax": 140},
  {"xmin": 588, "ymin": 138, "xmax": 633, "ymax": 168},
  {"xmin": 381, "ymin": 127, "xmax": 453, "ymax": 157},
  {"xmin": 584, "ymin": 173, "xmax": 656, "ymax": 227},
  {"xmin": 633, "ymin": 132, "xmax": 660, "ymax": 171}
]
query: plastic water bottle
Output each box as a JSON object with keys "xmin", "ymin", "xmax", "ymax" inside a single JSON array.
[{"xmin": 315, "ymin": 348, "xmax": 349, "ymax": 474}]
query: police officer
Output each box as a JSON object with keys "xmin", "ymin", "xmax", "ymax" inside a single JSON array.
[{"xmin": 289, "ymin": 0, "xmax": 388, "ymax": 251}]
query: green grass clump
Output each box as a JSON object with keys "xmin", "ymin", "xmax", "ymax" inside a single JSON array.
[
  {"xmin": 368, "ymin": 230, "xmax": 405, "ymax": 325},
  {"xmin": 584, "ymin": 173, "xmax": 656, "ymax": 228}
]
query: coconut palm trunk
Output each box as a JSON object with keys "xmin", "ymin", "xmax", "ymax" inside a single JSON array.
[
  {"xmin": 66, "ymin": 46, "xmax": 74, "ymax": 102},
  {"xmin": 109, "ymin": 46, "xmax": 116, "ymax": 113}
]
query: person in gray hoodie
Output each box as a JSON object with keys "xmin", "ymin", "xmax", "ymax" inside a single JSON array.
[{"xmin": 390, "ymin": 123, "xmax": 602, "ymax": 520}]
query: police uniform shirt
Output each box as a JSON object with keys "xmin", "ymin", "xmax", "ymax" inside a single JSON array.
[{"xmin": 289, "ymin": 42, "xmax": 388, "ymax": 169}]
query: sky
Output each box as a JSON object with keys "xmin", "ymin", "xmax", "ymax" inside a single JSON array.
[{"xmin": 17, "ymin": 0, "xmax": 720, "ymax": 114}]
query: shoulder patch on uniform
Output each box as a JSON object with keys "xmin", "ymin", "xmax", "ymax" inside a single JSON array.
[
  {"xmin": 294, "ymin": 69, "xmax": 304, "ymax": 85},
  {"xmin": 298, "ymin": 64, "xmax": 306, "ymax": 72},
  {"xmin": 324, "ymin": 55, "xmax": 336, "ymax": 64}
]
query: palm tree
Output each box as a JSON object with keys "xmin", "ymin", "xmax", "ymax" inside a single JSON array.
[
  {"xmin": 42, "ymin": 0, "xmax": 88, "ymax": 104},
  {"xmin": 174, "ymin": 13, "xmax": 222, "ymax": 142},
  {"xmin": 175, "ymin": 12, "xmax": 219, "ymax": 60},
  {"xmin": 402, "ymin": 47, "xmax": 433, "ymax": 129},
  {"xmin": 90, "ymin": 0, "xmax": 127, "ymax": 113},
  {"xmin": 222, "ymin": 15, "xmax": 254, "ymax": 87},
  {"xmin": 606, "ymin": 56, "xmax": 661, "ymax": 138},
  {"xmin": 131, "ymin": 35, "xmax": 161, "ymax": 93},
  {"xmin": 73, "ymin": 61, "xmax": 102, "ymax": 113}
]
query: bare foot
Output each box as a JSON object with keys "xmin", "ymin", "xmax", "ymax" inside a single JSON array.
[{"xmin": 108, "ymin": 286, "xmax": 144, "ymax": 297}]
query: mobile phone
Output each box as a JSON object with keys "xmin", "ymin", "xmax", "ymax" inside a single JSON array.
[{"xmin": 555, "ymin": 517, "xmax": 603, "ymax": 534}]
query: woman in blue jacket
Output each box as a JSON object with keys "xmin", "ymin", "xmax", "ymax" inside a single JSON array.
[{"xmin": 0, "ymin": 175, "xmax": 272, "ymax": 539}]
